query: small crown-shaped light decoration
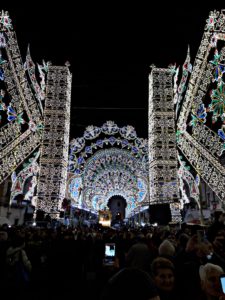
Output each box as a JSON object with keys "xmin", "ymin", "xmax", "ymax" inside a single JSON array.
[{"xmin": 0, "ymin": 11, "xmax": 12, "ymax": 30}]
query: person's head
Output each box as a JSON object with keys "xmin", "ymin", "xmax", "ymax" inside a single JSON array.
[
  {"xmin": 218, "ymin": 212, "xmax": 225, "ymax": 224},
  {"xmin": 0, "ymin": 230, "xmax": 8, "ymax": 241},
  {"xmin": 199, "ymin": 263, "xmax": 224, "ymax": 298},
  {"xmin": 196, "ymin": 240, "xmax": 214, "ymax": 262},
  {"xmin": 158, "ymin": 239, "xmax": 175, "ymax": 257},
  {"xmin": 214, "ymin": 211, "xmax": 225, "ymax": 223},
  {"xmin": 178, "ymin": 233, "xmax": 189, "ymax": 249},
  {"xmin": 151, "ymin": 257, "xmax": 175, "ymax": 292},
  {"xmin": 213, "ymin": 231, "xmax": 225, "ymax": 251},
  {"xmin": 186, "ymin": 234, "xmax": 214, "ymax": 263},
  {"xmin": 1, "ymin": 223, "xmax": 9, "ymax": 231},
  {"xmin": 101, "ymin": 268, "xmax": 160, "ymax": 300}
]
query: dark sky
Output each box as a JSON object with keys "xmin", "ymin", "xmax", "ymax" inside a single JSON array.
[{"xmin": 2, "ymin": 5, "xmax": 223, "ymax": 139}]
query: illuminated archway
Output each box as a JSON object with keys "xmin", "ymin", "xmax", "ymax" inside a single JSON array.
[{"xmin": 66, "ymin": 121, "xmax": 148, "ymax": 217}]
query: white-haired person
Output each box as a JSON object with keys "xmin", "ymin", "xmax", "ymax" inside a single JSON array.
[
  {"xmin": 199, "ymin": 263, "xmax": 225, "ymax": 300},
  {"xmin": 158, "ymin": 239, "xmax": 176, "ymax": 262}
]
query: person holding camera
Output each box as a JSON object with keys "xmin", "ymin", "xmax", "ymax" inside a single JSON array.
[{"xmin": 199, "ymin": 263, "xmax": 225, "ymax": 300}]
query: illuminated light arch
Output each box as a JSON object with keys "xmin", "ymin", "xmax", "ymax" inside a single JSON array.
[
  {"xmin": 67, "ymin": 121, "xmax": 149, "ymax": 217},
  {"xmin": 68, "ymin": 121, "xmax": 148, "ymax": 175}
]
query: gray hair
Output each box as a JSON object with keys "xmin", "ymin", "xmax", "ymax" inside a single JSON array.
[
  {"xmin": 199, "ymin": 263, "xmax": 224, "ymax": 282},
  {"xmin": 158, "ymin": 239, "xmax": 175, "ymax": 257}
]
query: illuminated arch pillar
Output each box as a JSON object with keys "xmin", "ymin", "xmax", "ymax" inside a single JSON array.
[
  {"xmin": 36, "ymin": 65, "xmax": 72, "ymax": 214},
  {"xmin": 148, "ymin": 67, "xmax": 181, "ymax": 222}
]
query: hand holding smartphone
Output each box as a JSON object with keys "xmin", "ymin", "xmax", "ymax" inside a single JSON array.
[{"xmin": 103, "ymin": 243, "xmax": 116, "ymax": 266}]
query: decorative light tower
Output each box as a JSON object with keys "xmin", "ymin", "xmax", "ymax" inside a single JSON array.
[
  {"xmin": 36, "ymin": 64, "xmax": 72, "ymax": 215},
  {"xmin": 148, "ymin": 67, "xmax": 180, "ymax": 222}
]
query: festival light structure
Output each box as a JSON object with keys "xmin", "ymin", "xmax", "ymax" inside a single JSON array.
[
  {"xmin": 10, "ymin": 150, "xmax": 40, "ymax": 205},
  {"xmin": 36, "ymin": 65, "xmax": 72, "ymax": 213},
  {"xmin": 148, "ymin": 67, "xmax": 180, "ymax": 221},
  {"xmin": 1, "ymin": 9, "xmax": 225, "ymax": 223},
  {"xmin": 67, "ymin": 121, "xmax": 149, "ymax": 218},
  {"xmin": 177, "ymin": 154, "xmax": 200, "ymax": 209},
  {"xmin": 0, "ymin": 11, "xmax": 72, "ymax": 215},
  {"xmin": 0, "ymin": 11, "xmax": 43, "ymax": 185},
  {"xmin": 177, "ymin": 9, "xmax": 225, "ymax": 205}
]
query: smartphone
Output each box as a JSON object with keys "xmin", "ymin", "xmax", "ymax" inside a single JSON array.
[
  {"xmin": 103, "ymin": 243, "xmax": 116, "ymax": 266},
  {"xmin": 105, "ymin": 243, "xmax": 116, "ymax": 257},
  {"xmin": 220, "ymin": 274, "xmax": 225, "ymax": 294}
]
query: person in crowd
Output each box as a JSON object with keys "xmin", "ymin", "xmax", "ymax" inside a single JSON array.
[
  {"xmin": 0, "ymin": 230, "xmax": 9, "ymax": 286},
  {"xmin": 175, "ymin": 234, "xmax": 217, "ymax": 299},
  {"xmin": 125, "ymin": 233, "xmax": 151, "ymax": 272},
  {"xmin": 151, "ymin": 256, "xmax": 180, "ymax": 300},
  {"xmin": 207, "ymin": 211, "xmax": 225, "ymax": 243},
  {"xmin": 5, "ymin": 233, "xmax": 32, "ymax": 294},
  {"xmin": 100, "ymin": 267, "xmax": 160, "ymax": 300},
  {"xmin": 199, "ymin": 263, "xmax": 225, "ymax": 300},
  {"xmin": 158, "ymin": 239, "xmax": 176, "ymax": 262},
  {"xmin": 210, "ymin": 229, "xmax": 225, "ymax": 270}
]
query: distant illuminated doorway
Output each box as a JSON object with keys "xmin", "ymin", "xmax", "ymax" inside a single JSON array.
[{"xmin": 107, "ymin": 195, "xmax": 127, "ymax": 222}]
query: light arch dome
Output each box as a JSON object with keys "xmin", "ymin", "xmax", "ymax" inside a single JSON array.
[{"xmin": 67, "ymin": 121, "xmax": 149, "ymax": 217}]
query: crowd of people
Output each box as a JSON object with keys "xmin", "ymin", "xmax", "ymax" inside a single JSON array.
[{"xmin": 1, "ymin": 210, "xmax": 225, "ymax": 299}]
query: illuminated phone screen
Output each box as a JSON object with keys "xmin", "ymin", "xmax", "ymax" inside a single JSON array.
[
  {"xmin": 105, "ymin": 243, "xmax": 115, "ymax": 257},
  {"xmin": 220, "ymin": 276, "xmax": 225, "ymax": 294}
]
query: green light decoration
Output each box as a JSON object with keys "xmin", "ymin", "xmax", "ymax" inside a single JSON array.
[{"xmin": 209, "ymin": 82, "xmax": 225, "ymax": 122}]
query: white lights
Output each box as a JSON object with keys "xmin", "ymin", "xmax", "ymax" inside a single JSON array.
[
  {"xmin": 2, "ymin": 9, "xmax": 225, "ymax": 222},
  {"xmin": 36, "ymin": 66, "xmax": 72, "ymax": 213},
  {"xmin": 0, "ymin": 11, "xmax": 43, "ymax": 185},
  {"xmin": 67, "ymin": 122, "xmax": 149, "ymax": 217},
  {"xmin": 177, "ymin": 10, "xmax": 225, "ymax": 204},
  {"xmin": 148, "ymin": 67, "xmax": 179, "ymax": 206}
]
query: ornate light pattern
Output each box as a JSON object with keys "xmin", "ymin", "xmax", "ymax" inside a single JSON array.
[
  {"xmin": 170, "ymin": 202, "xmax": 182, "ymax": 223},
  {"xmin": 177, "ymin": 9, "xmax": 225, "ymax": 203},
  {"xmin": 4, "ymin": 10, "xmax": 225, "ymax": 222},
  {"xmin": 68, "ymin": 121, "xmax": 148, "ymax": 175},
  {"xmin": 0, "ymin": 11, "xmax": 43, "ymax": 184},
  {"xmin": 67, "ymin": 122, "xmax": 148, "ymax": 217},
  {"xmin": 177, "ymin": 154, "xmax": 200, "ymax": 209},
  {"xmin": 10, "ymin": 151, "xmax": 40, "ymax": 205},
  {"xmin": 174, "ymin": 46, "xmax": 192, "ymax": 119},
  {"xmin": 24, "ymin": 46, "xmax": 45, "ymax": 115},
  {"xmin": 67, "ymin": 175, "xmax": 83, "ymax": 208},
  {"xmin": 36, "ymin": 65, "xmax": 72, "ymax": 213},
  {"xmin": 82, "ymin": 148, "xmax": 147, "ymax": 212},
  {"xmin": 148, "ymin": 67, "xmax": 179, "ymax": 205}
]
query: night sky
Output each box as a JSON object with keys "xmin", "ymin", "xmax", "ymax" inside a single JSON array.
[{"xmin": 2, "ymin": 5, "xmax": 223, "ymax": 139}]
